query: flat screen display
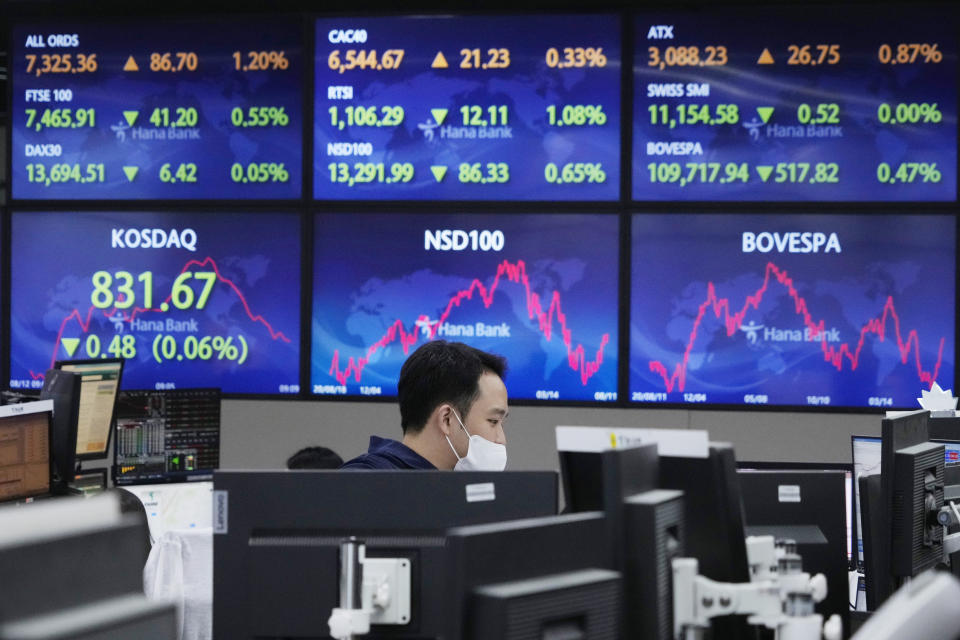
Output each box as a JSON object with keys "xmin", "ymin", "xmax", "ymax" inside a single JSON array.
[
  {"xmin": 314, "ymin": 15, "xmax": 620, "ymax": 200},
  {"xmin": 312, "ymin": 212, "xmax": 619, "ymax": 401},
  {"xmin": 11, "ymin": 19, "xmax": 303, "ymax": 199},
  {"xmin": 633, "ymin": 8, "xmax": 957, "ymax": 201},
  {"xmin": 630, "ymin": 213, "xmax": 956, "ymax": 408},
  {"xmin": 56, "ymin": 358, "xmax": 122, "ymax": 459},
  {"xmin": 9, "ymin": 211, "xmax": 301, "ymax": 394}
]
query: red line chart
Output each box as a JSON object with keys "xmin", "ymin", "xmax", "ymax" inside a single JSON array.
[
  {"xmin": 328, "ymin": 258, "xmax": 611, "ymax": 386},
  {"xmin": 648, "ymin": 261, "xmax": 945, "ymax": 393},
  {"xmin": 30, "ymin": 256, "xmax": 290, "ymax": 379}
]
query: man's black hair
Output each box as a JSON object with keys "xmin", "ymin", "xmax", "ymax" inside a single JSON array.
[
  {"xmin": 398, "ymin": 340, "xmax": 507, "ymax": 435},
  {"xmin": 286, "ymin": 446, "xmax": 344, "ymax": 470}
]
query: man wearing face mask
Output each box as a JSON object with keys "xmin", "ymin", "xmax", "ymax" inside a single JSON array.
[{"xmin": 340, "ymin": 340, "xmax": 508, "ymax": 471}]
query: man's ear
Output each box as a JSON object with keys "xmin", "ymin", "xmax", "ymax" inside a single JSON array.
[{"xmin": 433, "ymin": 403, "xmax": 455, "ymax": 437}]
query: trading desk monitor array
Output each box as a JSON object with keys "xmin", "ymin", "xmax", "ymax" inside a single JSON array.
[
  {"xmin": 53, "ymin": 359, "xmax": 124, "ymax": 462},
  {"xmin": 113, "ymin": 387, "xmax": 220, "ymax": 485}
]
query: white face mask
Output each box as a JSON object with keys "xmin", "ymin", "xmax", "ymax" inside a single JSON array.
[{"xmin": 445, "ymin": 410, "xmax": 507, "ymax": 472}]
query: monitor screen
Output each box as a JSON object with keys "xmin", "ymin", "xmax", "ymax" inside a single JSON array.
[
  {"xmin": 311, "ymin": 212, "xmax": 619, "ymax": 401},
  {"xmin": 630, "ymin": 213, "xmax": 956, "ymax": 409},
  {"xmin": 0, "ymin": 401, "xmax": 53, "ymax": 502},
  {"xmin": 633, "ymin": 7, "xmax": 957, "ymax": 201},
  {"xmin": 55, "ymin": 359, "xmax": 123, "ymax": 460},
  {"xmin": 9, "ymin": 211, "xmax": 301, "ymax": 395},
  {"xmin": 113, "ymin": 388, "xmax": 220, "ymax": 485},
  {"xmin": 10, "ymin": 18, "xmax": 303, "ymax": 199},
  {"xmin": 936, "ymin": 439, "xmax": 960, "ymax": 467},
  {"xmin": 314, "ymin": 14, "xmax": 621, "ymax": 201}
]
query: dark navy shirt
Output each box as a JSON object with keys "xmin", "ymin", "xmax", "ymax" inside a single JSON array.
[{"xmin": 340, "ymin": 436, "xmax": 437, "ymax": 470}]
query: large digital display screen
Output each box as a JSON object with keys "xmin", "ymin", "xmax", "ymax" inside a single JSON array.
[
  {"xmin": 630, "ymin": 213, "xmax": 955, "ymax": 408},
  {"xmin": 9, "ymin": 211, "xmax": 301, "ymax": 394},
  {"xmin": 314, "ymin": 15, "xmax": 620, "ymax": 200},
  {"xmin": 633, "ymin": 9, "xmax": 957, "ymax": 201},
  {"xmin": 11, "ymin": 19, "xmax": 302, "ymax": 199},
  {"xmin": 312, "ymin": 212, "xmax": 619, "ymax": 401}
]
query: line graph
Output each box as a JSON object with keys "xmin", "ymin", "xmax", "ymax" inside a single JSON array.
[
  {"xmin": 30, "ymin": 256, "xmax": 291, "ymax": 379},
  {"xmin": 327, "ymin": 258, "xmax": 611, "ymax": 386},
  {"xmin": 648, "ymin": 261, "xmax": 946, "ymax": 394}
]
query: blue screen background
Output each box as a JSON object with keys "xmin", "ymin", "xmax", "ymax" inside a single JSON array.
[
  {"xmin": 12, "ymin": 19, "xmax": 303, "ymax": 199},
  {"xmin": 315, "ymin": 15, "xmax": 621, "ymax": 201},
  {"xmin": 633, "ymin": 8, "xmax": 957, "ymax": 201},
  {"xmin": 630, "ymin": 213, "xmax": 956, "ymax": 408},
  {"xmin": 9, "ymin": 211, "xmax": 301, "ymax": 394},
  {"xmin": 312, "ymin": 212, "xmax": 619, "ymax": 401}
]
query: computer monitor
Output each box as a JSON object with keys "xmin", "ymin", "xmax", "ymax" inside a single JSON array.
[
  {"xmin": 737, "ymin": 469, "xmax": 850, "ymax": 635},
  {"xmin": 0, "ymin": 401, "xmax": 53, "ymax": 503},
  {"xmin": 851, "ymin": 435, "xmax": 882, "ymax": 568},
  {"xmin": 54, "ymin": 358, "xmax": 124, "ymax": 461},
  {"xmin": 39, "ymin": 369, "xmax": 82, "ymax": 494},
  {"xmin": 114, "ymin": 388, "xmax": 221, "ymax": 485},
  {"xmin": 738, "ymin": 461, "xmax": 855, "ymax": 566},
  {"xmin": 0, "ymin": 493, "xmax": 176, "ymax": 638},
  {"xmin": 659, "ymin": 443, "xmax": 751, "ymax": 639},
  {"xmin": 558, "ymin": 444, "xmax": 683, "ymax": 639},
  {"xmin": 443, "ymin": 512, "xmax": 620, "ymax": 640},
  {"xmin": 928, "ymin": 417, "xmax": 960, "ymax": 441},
  {"xmin": 861, "ymin": 410, "xmax": 944, "ymax": 609},
  {"xmin": 854, "ymin": 437, "xmax": 960, "ymax": 530},
  {"xmin": 212, "ymin": 470, "xmax": 558, "ymax": 639}
]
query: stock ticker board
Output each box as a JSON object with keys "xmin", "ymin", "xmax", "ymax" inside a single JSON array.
[
  {"xmin": 311, "ymin": 213, "xmax": 620, "ymax": 401},
  {"xmin": 629, "ymin": 214, "xmax": 956, "ymax": 409},
  {"xmin": 8, "ymin": 212, "xmax": 301, "ymax": 395},
  {"xmin": 314, "ymin": 15, "xmax": 621, "ymax": 200},
  {"xmin": 11, "ymin": 21, "xmax": 303, "ymax": 199},
  {"xmin": 633, "ymin": 9, "xmax": 957, "ymax": 201}
]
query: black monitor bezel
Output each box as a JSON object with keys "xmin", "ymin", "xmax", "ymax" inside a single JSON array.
[{"xmin": 53, "ymin": 357, "xmax": 125, "ymax": 462}]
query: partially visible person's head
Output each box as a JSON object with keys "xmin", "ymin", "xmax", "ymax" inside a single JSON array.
[
  {"xmin": 115, "ymin": 487, "xmax": 152, "ymax": 563},
  {"xmin": 286, "ymin": 446, "xmax": 344, "ymax": 470},
  {"xmin": 398, "ymin": 340, "xmax": 507, "ymax": 436}
]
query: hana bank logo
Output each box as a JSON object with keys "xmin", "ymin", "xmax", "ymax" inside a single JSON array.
[
  {"xmin": 742, "ymin": 117, "xmax": 763, "ymax": 142},
  {"xmin": 739, "ymin": 321, "xmax": 764, "ymax": 345},
  {"xmin": 418, "ymin": 108, "xmax": 447, "ymax": 142},
  {"xmin": 415, "ymin": 317, "xmax": 435, "ymax": 337},
  {"xmin": 739, "ymin": 320, "xmax": 841, "ymax": 345},
  {"xmin": 111, "ymin": 120, "xmax": 131, "ymax": 142},
  {"xmin": 418, "ymin": 119, "xmax": 440, "ymax": 142}
]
